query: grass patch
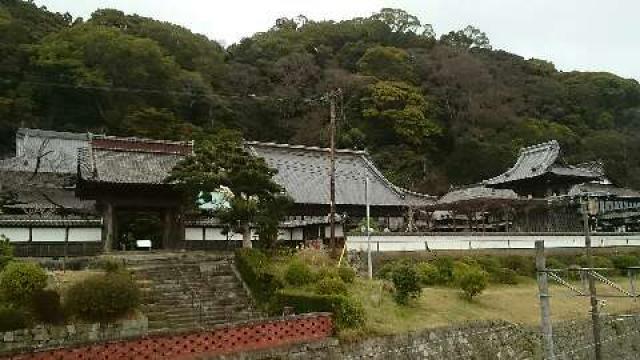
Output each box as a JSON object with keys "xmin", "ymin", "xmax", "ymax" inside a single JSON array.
[{"xmin": 352, "ymin": 276, "xmax": 640, "ymax": 336}]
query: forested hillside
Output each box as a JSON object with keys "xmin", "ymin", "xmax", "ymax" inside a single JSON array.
[{"xmin": 1, "ymin": 0, "xmax": 640, "ymax": 194}]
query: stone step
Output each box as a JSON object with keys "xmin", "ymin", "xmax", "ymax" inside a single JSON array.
[{"xmin": 127, "ymin": 253, "xmax": 258, "ymax": 332}]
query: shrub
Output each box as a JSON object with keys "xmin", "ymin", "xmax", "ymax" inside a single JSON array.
[
  {"xmin": 454, "ymin": 264, "xmax": 489, "ymax": 301},
  {"xmin": 473, "ymin": 256, "xmax": 501, "ymax": 273},
  {"xmin": 489, "ymin": 268, "xmax": 519, "ymax": 285},
  {"xmin": 274, "ymin": 290, "xmax": 365, "ymax": 329},
  {"xmin": 235, "ymin": 249, "xmax": 284, "ymax": 304},
  {"xmin": 501, "ymin": 256, "xmax": 536, "ymax": 277},
  {"xmin": 0, "ymin": 235, "xmax": 13, "ymax": 270},
  {"xmin": 284, "ymin": 261, "xmax": 315, "ymax": 287},
  {"xmin": 0, "ymin": 305, "xmax": 28, "ymax": 331},
  {"xmin": 376, "ymin": 261, "xmax": 402, "ymax": 280},
  {"xmin": 65, "ymin": 273, "xmax": 140, "ymax": 322},
  {"xmin": 432, "ymin": 257, "xmax": 455, "ymax": 284},
  {"xmin": 576, "ymin": 255, "xmax": 614, "ymax": 270},
  {"xmin": 315, "ymin": 277, "xmax": 348, "ymax": 295},
  {"xmin": 0, "ymin": 262, "xmax": 47, "ymax": 305},
  {"xmin": 546, "ymin": 257, "xmax": 567, "ymax": 270},
  {"xmin": 96, "ymin": 258, "xmax": 125, "ymax": 273},
  {"xmin": 612, "ymin": 255, "xmax": 640, "ymax": 274},
  {"xmin": 337, "ymin": 266, "xmax": 356, "ymax": 284},
  {"xmin": 318, "ymin": 267, "xmax": 339, "ymax": 280},
  {"xmin": 391, "ymin": 264, "xmax": 421, "ymax": 305},
  {"xmin": 31, "ymin": 289, "xmax": 64, "ymax": 324},
  {"xmin": 415, "ymin": 262, "xmax": 439, "ymax": 286}
]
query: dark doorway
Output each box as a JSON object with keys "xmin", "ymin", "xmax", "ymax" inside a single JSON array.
[{"xmin": 116, "ymin": 211, "xmax": 163, "ymax": 251}]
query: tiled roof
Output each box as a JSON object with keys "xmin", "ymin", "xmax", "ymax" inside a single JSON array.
[
  {"xmin": 568, "ymin": 183, "xmax": 640, "ymax": 199},
  {"xmin": 0, "ymin": 215, "xmax": 102, "ymax": 227},
  {"xmin": 485, "ymin": 141, "xmax": 560, "ymax": 185},
  {"xmin": 245, "ymin": 142, "xmax": 434, "ymax": 207},
  {"xmin": 78, "ymin": 136, "xmax": 192, "ymax": 185},
  {"xmin": 0, "ymin": 171, "xmax": 95, "ymax": 212},
  {"xmin": 0, "ymin": 128, "xmax": 90, "ymax": 174},
  {"xmin": 485, "ymin": 140, "xmax": 602, "ymax": 185},
  {"xmin": 438, "ymin": 186, "xmax": 519, "ymax": 205}
]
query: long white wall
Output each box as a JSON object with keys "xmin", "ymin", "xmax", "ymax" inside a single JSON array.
[
  {"xmin": 0, "ymin": 228, "xmax": 102, "ymax": 242},
  {"xmin": 347, "ymin": 233, "xmax": 640, "ymax": 252}
]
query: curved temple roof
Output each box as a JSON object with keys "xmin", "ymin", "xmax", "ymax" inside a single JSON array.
[
  {"xmin": 485, "ymin": 140, "xmax": 602, "ymax": 186},
  {"xmin": 245, "ymin": 142, "xmax": 434, "ymax": 207}
]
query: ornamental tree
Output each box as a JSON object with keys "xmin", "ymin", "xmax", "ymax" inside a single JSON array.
[{"xmin": 168, "ymin": 130, "xmax": 290, "ymax": 248}]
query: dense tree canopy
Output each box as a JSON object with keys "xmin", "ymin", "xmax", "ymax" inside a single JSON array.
[{"xmin": 2, "ymin": 1, "xmax": 640, "ymax": 193}]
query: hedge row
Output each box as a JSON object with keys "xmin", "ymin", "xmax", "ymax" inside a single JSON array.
[
  {"xmin": 235, "ymin": 249, "xmax": 364, "ymax": 329},
  {"xmin": 274, "ymin": 289, "xmax": 365, "ymax": 330},
  {"xmin": 235, "ymin": 249, "xmax": 284, "ymax": 305}
]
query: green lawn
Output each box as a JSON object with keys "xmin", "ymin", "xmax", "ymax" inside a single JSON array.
[{"xmin": 351, "ymin": 276, "xmax": 640, "ymax": 336}]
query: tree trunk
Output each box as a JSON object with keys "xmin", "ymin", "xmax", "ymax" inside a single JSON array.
[{"xmin": 242, "ymin": 223, "xmax": 253, "ymax": 249}]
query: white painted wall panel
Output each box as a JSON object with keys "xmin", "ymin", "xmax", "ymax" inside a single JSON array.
[
  {"xmin": 292, "ymin": 228, "xmax": 304, "ymax": 241},
  {"xmin": 324, "ymin": 225, "xmax": 344, "ymax": 238},
  {"xmin": 0, "ymin": 228, "xmax": 29, "ymax": 242},
  {"xmin": 347, "ymin": 234, "xmax": 640, "ymax": 252},
  {"xmin": 68, "ymin": 228, "xmax": 102, "ymax": 242},
  {"xmin": 185, "ymin": 227, "xmax": 204, "ymax": 241},
  {"xmin": 277, "ymin": 229, "xmax": 290, "ymax": 241},
  {"xmin": 32, "ymin": 228, "xmax": 66, "ymax": 242},
  {"xmin": 203, "ymin": 228, "xmax": 245, "ymax": 241},
  {"xmin": 205, "ymin": 228, "xmax": 227, "ymax": 241}
]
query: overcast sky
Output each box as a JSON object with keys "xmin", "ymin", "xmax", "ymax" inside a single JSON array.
[{"xmin": 35, "ymin": 0, "xmax": 640, "ymax": 81}]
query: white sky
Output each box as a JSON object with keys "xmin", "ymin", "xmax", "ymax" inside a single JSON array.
[{"xmin": 35, "ymin": 0, "xmax": 640, "ymax": 81}]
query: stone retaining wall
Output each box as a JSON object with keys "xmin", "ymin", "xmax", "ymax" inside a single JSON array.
[
  {"xmin": 211, "ymin": 315, "xmax": 640, "ymax": 360},
  {"xmin": 0, "ymin": 317, "xmax": 148, "ymax": 356}
]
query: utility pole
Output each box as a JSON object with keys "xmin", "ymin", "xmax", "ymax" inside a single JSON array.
[
  {"xmin": 365, "ymin": 176, "xmax": 372, "ymax": 279},
  {"xmin": 583, "ymin": 198, "xmax": 602, "ymax": 360},
  {"xmin": 329, "ymin": 89, "xmax": 339, "ymax": 254},
  {"xmin": 536, "ymin": 241, "xmax": 555, "ymax": 360}
]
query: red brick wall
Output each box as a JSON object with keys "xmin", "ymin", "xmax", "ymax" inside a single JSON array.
[{"xmin": 5, "ymin": 314, "xmax": 333, "ymax": 360}]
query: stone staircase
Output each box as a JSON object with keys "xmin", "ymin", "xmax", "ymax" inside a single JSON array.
[{"xmin": 117, "ymin": 252, "xmax": 259, "ymax": 334}]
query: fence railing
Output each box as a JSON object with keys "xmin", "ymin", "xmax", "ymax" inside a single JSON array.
[{"xmin": 346, "ymin": 233, "xmax": 640, "ymax": 252}]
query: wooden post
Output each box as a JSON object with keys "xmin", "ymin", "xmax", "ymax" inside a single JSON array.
[
  {"xmin": 583, "ymin": 199, "xmax": 602, "ymax": 360},
  {"xmin": 329, "ymin": 89, "xmax": 338, "ymax": 254},
  {"xmin": 162, "ymin": 209, "xmax": 173, "ymax": 250},
  {"xmin": 103, "ymin": 202, "xmax": 114, "ymax": 253},
  {"xmin": 536, "ymin": 241, "xmax": 555, "ymax": 360},
  {"xmin": 63, "ymin": 226, "xmax": 69, "ymax": 273}
]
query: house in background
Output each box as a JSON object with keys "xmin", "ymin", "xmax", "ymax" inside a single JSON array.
[
  {"xmin": 0, "ymin": 128, "xmax": 432, "ymax": 255},
  {"xmin": 0, "ymin": 129, "xmax": 102, "ymax": 256}
]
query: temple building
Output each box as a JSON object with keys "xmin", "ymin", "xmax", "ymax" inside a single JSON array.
[
  {"xmin": 0, "ymin": 128, "xmax": 432, "ymax": 255},
  {"xmin": 429, "ymin": 140, "xmax": 640, "ymax": 233},
  {"xmin": 484, "ymin": 140, "xmax": 605, "ymax": 198}
]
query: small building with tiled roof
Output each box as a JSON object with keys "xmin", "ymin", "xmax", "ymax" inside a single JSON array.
[
  {"xmin": 484, "ymin": 140, "xmax": 604, "ymax": 198},
  {"xmin": 0, "ymin": 129, "xmax": 102, "ymax": 256}
]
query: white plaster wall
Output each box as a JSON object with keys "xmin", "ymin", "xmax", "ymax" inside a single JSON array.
[
  {"xmin": 185, "ymin": 227, "xmax": 204, "ymax": 241},
  {"xmin": 0, "ymin": 228, "xmax": 29, "ymax": 242},
  {"xmin": 323, "ymin": 225, "xmax": 344, "ymax": 238},
  {"xmin": 68, "ymin": 228, "xmax": 102, "ymax": 242},
  {"xmin": 346, "ymin": 234, "xmax": 640, "ymax": 252},
  {"xmin": 278, "ymin": 229, "xmax": 291, "ymax": 241},
  {"xmin": 32, "ymin": 228, "xmax": 66, "ymax": 242},
  {"xmin": 203, "ymin": 228, "xmax": 245, "ymax": 241},
  {"xmin": 292, "ymin": 228, "xmax": 304, "ymax": 241}
]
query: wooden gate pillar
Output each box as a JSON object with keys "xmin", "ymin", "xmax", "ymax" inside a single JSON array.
[{"xmin": 103, "ymin": 202, "xmax": 115, "ymax": 253}]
